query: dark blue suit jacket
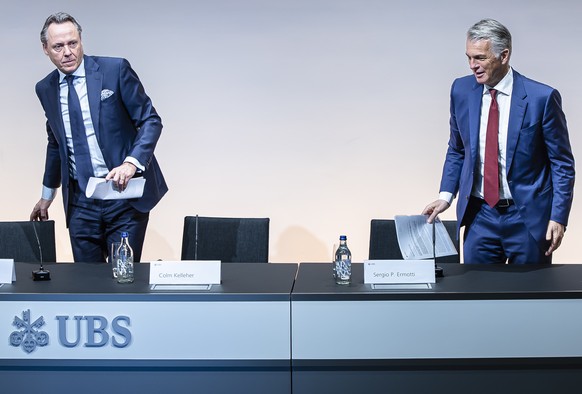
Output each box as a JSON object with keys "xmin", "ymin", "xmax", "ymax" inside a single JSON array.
[
  {"xmin": 35, "ymin": 55, "xmax": 168, "ymax": 222},
  {"xmin": 440, "ymin": 70, "xmax": 575, "ymax": 248}
]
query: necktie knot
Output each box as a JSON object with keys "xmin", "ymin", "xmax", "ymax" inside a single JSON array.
[
  {"xmin": 65, "ymin": 74, "xmax": 75, "ymax": 86},
  {"xmin": 489, "ymin": 88, "xmax": 497, "ymax": 102}
]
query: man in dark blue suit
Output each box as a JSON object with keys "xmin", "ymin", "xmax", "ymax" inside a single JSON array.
[
  {"xmin": 423, "ymin": 19, "xmax": 575, "ymax": 264},
  {"xmin": 30, "ymin": 12, "xmax": 168, "ymax": 262}
]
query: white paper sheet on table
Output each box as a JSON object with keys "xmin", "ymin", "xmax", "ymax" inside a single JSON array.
[{"xmin": 85, "ymin": 177, "xmax": 146, "ymax": 200}]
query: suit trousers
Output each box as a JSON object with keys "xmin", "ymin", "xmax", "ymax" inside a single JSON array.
[
  {"xmin": 67, "ymin": 180, "xmax": 149, "ymax": 263},
  {"xmin": 463, "ymin": 197, "xmax": 551, "ymax": 264}
]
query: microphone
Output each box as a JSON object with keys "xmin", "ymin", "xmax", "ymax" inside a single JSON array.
[
  {"xmin": 433, "ymin": 221, "xmax": 444, "ymax": 278},
  {"xmin": 31, "ymin": 221, "xmax": 51, "ymax": 281}
]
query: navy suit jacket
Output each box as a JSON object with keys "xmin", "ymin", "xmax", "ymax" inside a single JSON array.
[
  {"xmin": 440, "ymin": 70, "xmax": 575, "ymax": 248},
  {"xmin": 35, "ymin": 55, "xmax": 168, "ymax": 221}
]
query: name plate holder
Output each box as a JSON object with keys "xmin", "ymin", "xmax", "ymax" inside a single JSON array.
[
  {"xmin": 364, "ymin": 260, "xmax": 435, "ymax": 290},
  {"xmin": 149, "ymin": 260, "xmax": 221, "ymax": 291},
  {"xmin": 0, "ymin": 259, "xmax": 16, "ymax": 287}
]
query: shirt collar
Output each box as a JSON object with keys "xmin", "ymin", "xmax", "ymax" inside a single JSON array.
[
  {"xmin": 58, "ymin": 59, "xmax": 86, "ymax": 83},
  {"xmin": 483, "ymin": 67, "xmax": 513, "ymax": 97}
]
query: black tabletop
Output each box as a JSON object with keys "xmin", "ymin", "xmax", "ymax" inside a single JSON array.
[
  {"xmin": 0, "ymin": 261, "xmax": 298, "ymax": 301},
  {"xmin": 5, "ymin": 261, "xmax": 582, "ymax": 302},
  {"xmin": 292, "ymin": 262, "xmax": 582, "ymax": 301}
]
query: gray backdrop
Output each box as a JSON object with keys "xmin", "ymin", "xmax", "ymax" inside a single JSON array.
[{"xmin": 1, "ymin": 0, "xmax": 580, "ymax": 262}]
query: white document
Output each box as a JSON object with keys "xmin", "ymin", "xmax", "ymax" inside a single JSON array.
[
  {"xmin": 394, "ymin": 215, "xmax": 458, "ymax": 260},
  {"xmin": 0, "ymin": 259, "xmax": 16, "ymax": 284},
  {"xmin": 85, "ymin": 177, "xmax": 146, "ymax": 200}
]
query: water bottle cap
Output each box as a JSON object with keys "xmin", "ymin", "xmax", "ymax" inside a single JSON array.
[
  {"xmin": 339, "ymin": 235, "xmax": 347, "ymax": 241},
  {"xmin": 121, "ymin": 232, "xmax": 129, "ymax": 238}
]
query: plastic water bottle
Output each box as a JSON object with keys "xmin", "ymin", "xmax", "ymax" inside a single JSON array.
[
  {"xmin": 334, "ymin": 235, "xmax": 351, "ymax": 285},
  {"xmin": 116, "ymin": 232, "xmax": 134, "ymax": 284}
]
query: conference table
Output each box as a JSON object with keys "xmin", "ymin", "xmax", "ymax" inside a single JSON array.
[
  {"xmin": 0, "ymin": 261, "xmax": 297, "ymax": 394},
  {"xmin": 291, "ymin": 262, "xmax": 582, "ymax": 393},
  {"xmin": 2, "ymin": 261, "xmax": 582, "ymax": 393}
]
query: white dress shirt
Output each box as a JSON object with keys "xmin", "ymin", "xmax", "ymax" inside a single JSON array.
[{"xmin": 60, "ymin": 60, "xmax": 109, "ymax": 180}]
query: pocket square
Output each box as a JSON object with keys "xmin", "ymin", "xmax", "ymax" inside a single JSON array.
[{"xmin": 101, "ymin": 89, "xmax": 114, "ymax": 101}]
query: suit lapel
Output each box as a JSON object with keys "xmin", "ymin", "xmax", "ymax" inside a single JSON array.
[
  {"xmin": 44, "ymin": 71, "xmax": 66, "ymax": 143},
  {"xmin": 41, "ymin": 72, "xmax": 74, "ymax": 156},
  {"xmin": 506, "ymin": 71, "xmax": 527, "ymax": 174},
  {"xmin": 468, "ymin": 81, "xmax": 483, "ymax": 164},
  {"xmin": 84, "ymin": 56, "xmax": 103, "ymax": 144}
]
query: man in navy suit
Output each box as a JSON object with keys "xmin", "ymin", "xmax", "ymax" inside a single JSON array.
[
  {"xmin": 30, "ymin": 12, "xmax": 168, "ymax": 262},
  {"xmin": 423, "ymin": 19, "xmax": 575, "ymax": 264}
]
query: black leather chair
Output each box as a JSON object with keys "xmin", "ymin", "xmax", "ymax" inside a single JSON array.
[
  {"xmin": 181, "ymin": 216, "xmax": 270, "ymax": 263},
  {"xmin": 0, "ymin": 221, "xmax": 57, "ymax": 263},
  {"xmin": 368, "ymin": 219, "xmax": 459, "ymax": 264}
]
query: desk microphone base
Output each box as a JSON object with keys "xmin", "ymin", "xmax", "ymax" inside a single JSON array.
[{"xmin": 33, "ymin": 269, "xmax": 51, "ymax": 281}]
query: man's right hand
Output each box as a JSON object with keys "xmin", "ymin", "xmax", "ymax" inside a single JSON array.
[
  {"xmin": 30, "ymin": 198, "xmax": 53, "ymax": 221},
  {"xmin": 422, "ymin": 199, "xmax": 451, "ymax": 224}
]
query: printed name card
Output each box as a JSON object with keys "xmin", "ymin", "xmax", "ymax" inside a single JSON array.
[
  {"xmin": 0, "ymin": 259, "xmax": 16, "ymax": 284},
  {"xmin": 364, "ymin": 260, "xmax": 435, "ymax": 284},
  {"xmin": 149, "ymin": 261, "xmax": 221, "ymax": 285}
]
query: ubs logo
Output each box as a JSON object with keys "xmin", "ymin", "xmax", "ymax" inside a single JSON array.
[
  {"xmin": 9, "ymin": 309, "xmax": 132, "ymax": 354},
  {"xmin": 10, "ymin": 309, "xmax": 49, "ymax": 353}
]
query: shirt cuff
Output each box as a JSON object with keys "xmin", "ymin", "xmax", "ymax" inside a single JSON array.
[
  {"xmin": 124, "ymin": 156, "xmax": 145, "ymax": 172},
  {"xmin": 42, "ymin": 186, "xmax": 57, "ymax": 201},
  {"xmin": 438, "ymin": 192, "xmax": 454, "ymax": 205}
]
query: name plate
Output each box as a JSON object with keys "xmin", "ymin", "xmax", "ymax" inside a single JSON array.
[
  {"xmin": 364, "ymin": 260, "xmax": 435, "ymax": 284},
  {"xmin": 0, "ymin": 259, "xmax": 16, "ymax": 284},
  {"xmin": 149, "ymin": 261, "xmax": 221, "ymax": 285}
]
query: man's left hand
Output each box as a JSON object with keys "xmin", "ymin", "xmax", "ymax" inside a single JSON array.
[
  {"xmin": 545, "ymin": 220, "xmax": 565, "ymax": 256},
  {"xmin": 106, "ymin": 162, "xmax": 137, "ymax": 192}
]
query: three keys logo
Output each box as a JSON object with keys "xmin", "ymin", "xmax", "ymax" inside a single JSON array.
[{"xmin": 10, "ymin": 309, "xmax": 49, "ymax": 353}]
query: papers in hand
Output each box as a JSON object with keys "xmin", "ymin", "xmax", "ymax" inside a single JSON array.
[
  {"xmin": 85, "ymin": 177, "xmax": 146, "ymax": 200},
  {"xmin": 394, "ymin": 215, "xmax": 458, "ymax": 260}
]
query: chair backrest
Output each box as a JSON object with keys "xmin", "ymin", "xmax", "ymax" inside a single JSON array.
[
  {"xmin": 368, "ymin": 219, "xmax": 460, "ymax": 263},
  {"xmin": 0, "ymin": 221, "xmax": 57, "ymax": 263},
  {"xmin": 181, "ymin": 216, "xmax": 270, "ymax": 263}
]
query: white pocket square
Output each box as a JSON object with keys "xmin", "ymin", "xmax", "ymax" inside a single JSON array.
[{"xmin": 101, "ymin": 89, "xmax": 114, "ymax": 101}]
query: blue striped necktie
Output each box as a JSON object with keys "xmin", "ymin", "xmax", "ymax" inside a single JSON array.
[{"xmin": 65, "ymin": 74, "xmax": 94, "ymax": 191}]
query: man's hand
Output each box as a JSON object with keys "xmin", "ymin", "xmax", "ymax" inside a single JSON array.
[
  {"xmin": 106, "ymin": 162, "xmax": 137, "ymax": 192},
  {"xmin": 545, "ymin": 220, "xmax": 565, "ymax": 256},
  {"xmin": 30, "ymin": 198, "xmax": 53, "ymax": 221},
  {"xmin": 422, "ymin": 199, "xmax": 451, "ymax": 224}
]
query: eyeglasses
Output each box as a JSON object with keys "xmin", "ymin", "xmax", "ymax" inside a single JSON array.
[{"xmin": 51, "ymin": 41, "xmax": 79, "ymax": 53}]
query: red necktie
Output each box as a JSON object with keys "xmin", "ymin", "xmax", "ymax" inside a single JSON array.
[{"xmin": 483, "ymin": 89, "xmax": 499, "ymax": 208}]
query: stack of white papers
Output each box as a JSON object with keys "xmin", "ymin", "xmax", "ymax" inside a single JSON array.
[
  {"xmin": 394, "ymin": 215, "xmax": 458, "ymax": 259},
  {"xmin": 85, "ymin": 177, "xmax": 146, "ymax": 200}
]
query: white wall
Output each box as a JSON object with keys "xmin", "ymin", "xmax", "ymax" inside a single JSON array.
[{"xmin": 1, "ymin": 0, "xmax": 580, "ymax": 263}]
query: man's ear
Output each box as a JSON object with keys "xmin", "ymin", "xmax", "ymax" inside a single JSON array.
[{"xmin": 500, "ymin": 48, "xmax": 510, "ymax": 65}]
